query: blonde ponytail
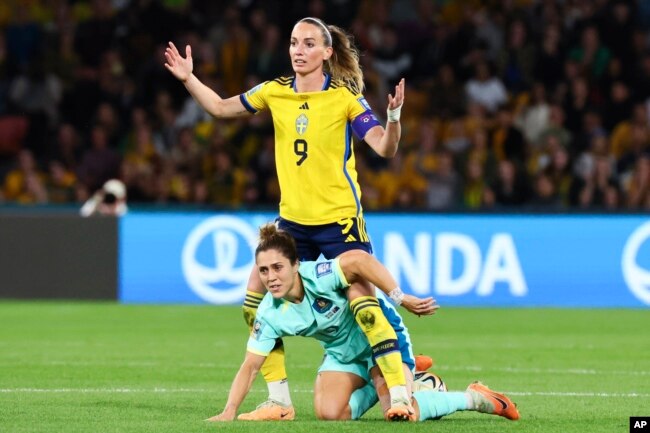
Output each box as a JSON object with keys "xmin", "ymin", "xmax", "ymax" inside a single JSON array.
[{"xmin": 326, "ymin": 25, "xmax": 364, "ymax": 93}]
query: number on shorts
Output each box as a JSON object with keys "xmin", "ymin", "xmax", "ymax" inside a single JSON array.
[{"xmin": 337, "ymin": 218, "xmax": 354, "ymax": 235}]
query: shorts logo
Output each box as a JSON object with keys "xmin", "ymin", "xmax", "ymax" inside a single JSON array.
[
  {"xmin": 316, "ymin": 262, "xmax": 332, "ymax": 277},
  {"xmin": 357, "ymin": 96, "xmax": 371, "ymax": 111},
  {"xmin": 622, "ymin": 221, "xmax": 650, "ymax": 305},
  {"xmin": 312, "ymin": 297, "xmax": 333, "ymax": 313},
  {"xmin": 296, "ymin": 113, "xmax": 308, "ymax": 135},
  {"xmin": 181, "ymin": 216, "xmax": 257, "ymax": 304}
]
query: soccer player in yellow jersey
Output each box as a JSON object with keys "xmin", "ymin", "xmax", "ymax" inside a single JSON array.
[{"xmin": 165, "ymin": 16, "xmax": 434, "ymax": 421}]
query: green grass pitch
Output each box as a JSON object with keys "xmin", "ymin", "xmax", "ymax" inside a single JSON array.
[{"xmin": 0, "ymin": 302, "xmax": 648, "ymax": 433}]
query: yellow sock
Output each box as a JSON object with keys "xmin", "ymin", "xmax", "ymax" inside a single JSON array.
[
  {"xmin": 350, "ymin": 296, "xmax": 406, "ymax": 388},
  {"xmin": 260, "ymin": 340, "xmax": 287, "ymax": 382},
  {"xmin": 243, "ymin": 290, "xmax": 265, "ymax": 327},
  {"xmin": 243, "ymin": 291, "xmax": 287, "ymax": 382}
]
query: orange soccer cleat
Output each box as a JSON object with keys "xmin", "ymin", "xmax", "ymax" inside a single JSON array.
[
  {"xmin": 466, "ymin": 381, "xmax": 520, "ymax": 420},
  {"xmin": 237, "ymin": 399, "xmax": 295, "ymax": 421},
  {"xmin": 414, "ymin": 354, "xmax": 434, "ymax": 372}
]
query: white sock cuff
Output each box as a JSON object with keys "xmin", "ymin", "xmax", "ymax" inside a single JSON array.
[{"xmin": 267, "ymin": 379, "xmax": 292, "ymax": 406}]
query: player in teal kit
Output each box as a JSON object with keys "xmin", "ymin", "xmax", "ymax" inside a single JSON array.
[
  {"xmin": 207, "ymin": 224, "xmax": 520, "ymax": 422},
  {"xmin": 249, "ymin": 281, "xmax": 411, "ymax": 396}
]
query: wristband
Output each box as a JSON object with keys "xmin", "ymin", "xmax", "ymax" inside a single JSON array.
[
  {"xmin": 387, "ymin": 103, "xmax": 402, "ymax": 123},
  {"xmin": 389, "ymin": 287, "xmax": 405, "ymax": 306}
]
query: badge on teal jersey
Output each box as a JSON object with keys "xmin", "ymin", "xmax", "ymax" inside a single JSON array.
[
  {"xmin": 252, "ymin": 319, "xmax": 265, "ymax": 340},
  {"xmin": 312, "ymin": 297, "xmax": 333, "ymax": 313},
  {"xmin": 316, "ymin": 262, "xmax": 331, "ymax": 277}
]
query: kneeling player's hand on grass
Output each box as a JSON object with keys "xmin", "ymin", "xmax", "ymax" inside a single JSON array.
[{"xmin": 401, "ymin": 295, "xmax": 439, "ymax": 316}]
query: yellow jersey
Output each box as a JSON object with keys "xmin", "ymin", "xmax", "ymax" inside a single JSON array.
[{"xmin": 240, "ymin": 74, "xmax": 381, "ymax": 225}]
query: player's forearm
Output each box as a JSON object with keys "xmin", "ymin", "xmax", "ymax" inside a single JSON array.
[
  {"xmin": 222, "ymin": 359, "xmax": 261, "ymax": 414},
  {"xmin": 377, "ymin": 121, "xmax": 400, "ymax": 157},
  {"xmin": 342, "ymin": 251, "xmax": 398, "ymax": 296},
  {"xmin": 183, "ymin": 73, "xmax": 224, "ymax": 117},
  {"xmin": 361, "ymin": 257, "xmax": 399, "ymax": 296}
]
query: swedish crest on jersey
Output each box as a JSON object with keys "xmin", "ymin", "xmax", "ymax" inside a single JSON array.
[{"xmin": 296, "ymin": 113, "xmax": 308, "ymax": 135}]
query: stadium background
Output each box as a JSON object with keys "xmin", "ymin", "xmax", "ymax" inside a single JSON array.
[
  {"xmin": 1, "ymin": 0, "xmax": 650, "ymax": 211},
  {"xmin": 1, "ymin": 1, "xmax": 649, "ymax": 432},
  {"xmin": 1, "ymin": 0, "xmax": 648, "ymax": 307}
]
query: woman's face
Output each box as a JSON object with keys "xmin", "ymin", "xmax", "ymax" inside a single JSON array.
[
  {"xmin": 289, "ymin": 22, "xmax": 332, "ymax": 75},
  {"xmin": 256, "ymin": 248, "xmax": 299, "ymax": 299}
]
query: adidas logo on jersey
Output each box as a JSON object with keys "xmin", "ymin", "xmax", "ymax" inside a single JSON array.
[
  {"xmin": 299, "ymin": 102, "xmax": 310, "ymax": 110},
  {"xmin": 345, "ymin": 234, "xmax": 357, "ymax": 242}
]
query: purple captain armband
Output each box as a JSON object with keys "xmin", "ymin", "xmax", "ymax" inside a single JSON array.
[{"xmin": 351, "ymin": 111, "xmax": 381, "ymax": 140}]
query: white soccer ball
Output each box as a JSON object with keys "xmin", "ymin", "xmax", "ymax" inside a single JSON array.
[{"xmin": 413, "ymin": 371, "xmax": 447, "ymax": 392}]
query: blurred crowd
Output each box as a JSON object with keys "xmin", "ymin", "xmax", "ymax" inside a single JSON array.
[{"xmin": 1, "ymin": 0, "xmax": 650, "ymax": 211}]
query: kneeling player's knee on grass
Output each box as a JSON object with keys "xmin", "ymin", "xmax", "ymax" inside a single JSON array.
[
  {"xmin": 316, "ymin": 406, "xmax": 349, "ymax": 421},
  {"xmin": 315, "ymin": 398, "xmax": 350, "ymax": 421}
]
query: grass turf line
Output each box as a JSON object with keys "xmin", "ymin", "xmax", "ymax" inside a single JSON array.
[{"xmin": 0, "ymin": 301, "xmax": 648, "ymax": 433}]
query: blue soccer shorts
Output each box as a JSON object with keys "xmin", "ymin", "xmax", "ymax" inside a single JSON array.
[{"xmin": 277, "ymin": 216, "xmax": 373, "ymax": 260}]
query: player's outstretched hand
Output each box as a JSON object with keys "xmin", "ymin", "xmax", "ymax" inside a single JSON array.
[
  {"xmin": 164, "ymin": 42, "xmax": 193, "ymax": 82},
  {"xmin": 401, "ymin": 295, "xmax": 438, "ymax": 316},
  {"xmin": 205, "ymin": 411, "xmax": 235, "ymax": 422},
  {"xmin": 387, "ymin": 78, "xmax": 405, "ymax": 109}
]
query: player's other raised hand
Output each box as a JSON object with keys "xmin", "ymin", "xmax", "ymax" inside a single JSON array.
[
  {"xmin": 164, "ymin": 42, "xmax": 193, "ymax": 82},
  {"xmin": 387, "ymin": 78, "xmax": 405, "ymax": 110},
  {"xmin": 401, "ymin": 295, "xmax": 438, "ymax": 316}
]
